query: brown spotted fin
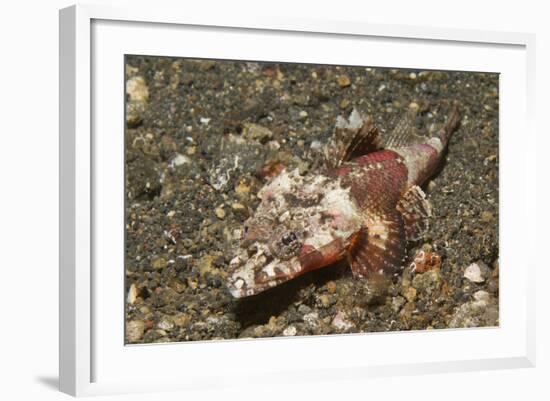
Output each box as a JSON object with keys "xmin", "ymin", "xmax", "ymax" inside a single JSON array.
[
  {"xmin": 348, "ymin": 211, "xmax": 407, "ymax": 278},
  {"xmin": 323, "ymin": 109, "xmax": 383, "ymax": 170},
  {"xmin": 396, "ymin": 185, "xmax": 432, "ymax": 241}
]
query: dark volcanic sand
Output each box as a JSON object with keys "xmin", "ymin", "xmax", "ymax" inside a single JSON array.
[{"xmin": 124, "ymin": 56, "xmax": 499, "ymax": 343}]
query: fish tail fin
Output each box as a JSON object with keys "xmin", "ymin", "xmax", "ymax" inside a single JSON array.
[{"xmin": 436, "ymin": 106, "xmax": 461, "ymax": 147}]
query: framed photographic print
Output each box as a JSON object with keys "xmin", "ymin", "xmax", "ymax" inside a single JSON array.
[{"xmin": 59, "ymin": 3, "xmax": 536, "ymax": 396}]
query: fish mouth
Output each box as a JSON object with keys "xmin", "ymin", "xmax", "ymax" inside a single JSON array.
[
  {"xmin": 225, "ymin": 247, "xmax": 265, "ymax": 298},
  {"xmin": 226, "ymin": 268, "xmax": 274, "ymax": 298},
  {"xmin": 225, "ymin": 252, "xmax": 275, "ymax": 298},
  {"xmin": 226, "ymin": 275, "xmax": 266, "ymax": 298},
  {"xmin": 226, "ymin": 245, "xmax": 299, "ymax": 298},
  {"xmin": 227, "ymin": 272, "xmax": 288, "ymax": 298}
]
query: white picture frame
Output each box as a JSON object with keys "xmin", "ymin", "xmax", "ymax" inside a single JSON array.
[{"xmin": 59, "ymin": 3, "xmax": 536, "ymax": 397}]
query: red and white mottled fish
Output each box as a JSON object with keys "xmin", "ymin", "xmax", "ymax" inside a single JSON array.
[{"xmin": 227, "ymin": 106, "xmax": 460, "ymax": 298}]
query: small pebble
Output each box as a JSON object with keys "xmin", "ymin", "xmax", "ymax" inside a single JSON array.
[
  {"xmin": 297, "ymin": 304, "xmax": 312, "ymax": 315},
  {"xmin": 473, "ymin": 290, "xmax": 491, "ymax": 303},
  {"xmin": 126, "ymin": 76, "xmax": 149, "ymax": 102},
  {"xmin": 187, "ymin": 278, "xmax": 198, "ymax": 289},
  {"xmin": 481, "ymin": 211, "xmax": 494, "ymax": 222},
  {"xmin": 492, "ymin": 259, "xmax": 499, "ymax": 277},
  {"xmin": 235, "ymin": 181, "xmax": 251, "ymax": 196},
  {"xmin": 126, "ymin": 101, "xmax": 145, "ymax": 127},
  {"xmin": 231, "ymin": 203, "xmax": 246, "ymax": 212},
  {"xmin": 157, "ymin": 318, "xmax": 174, "ymax": 331},
  {"xmin": 404, "ymin": 286, "xmax": 417, "ymax": 302},
  {"xmin": 303, "ymin": 312, "xmax": 319, "ymax": 327},
  {"xmin": 126, "ymin": 65, "xmax": 139, "ymax": 76},
  {"xmin": 268, "ymin": 140, "xmax": 280, "ymax": 150},
  {"xmin": 310, "ymin": 140, "xmax": 323, "ymax": 150},
  {"xmin": 409, "ymin": 101, "xmax": 420, "ymax": 112},
  {"xmin": 170, "ymin": 153, "xmax": 191, "ymax": 168},
  {"xmin": 169, "ymin": 278, "xmax": 186, "ymax": 293},
  {"xmin": 391, "ymin": 296, "xmax": 406, "ymax": 313},
  {"xmin": 464, "ymin": 262, "xmax": 485, "ymax": 283},
  {"xmin": 215, "ymin": 207, "xmax": 226, "ymax": 220},
  {"xmin": 172, "ymin": 314, "xmax": 190, "ymax": 327},
  {"xmin": 326, "ymin": 281, "xmax": 337, "ymax": 294},
  {"xmin": 412, "ymin": 269, "xmax": 441, "ymax": 295},
  {"xmin": 283, "ymin": 326, "xmax": 297, "ymax": 336},
  {"xmin": 243, "ymin": 123, "xmax": 273, "ymax": 143},
  {"xmin": 319, "ymin": 294, "xmax": 330, "ymax": 308},
  {"xmin": 338, "ymin": 75, "xmax": 351, "ymax": 88},
  {"xmin": 152, "ymin": 257, "xmax": 167, "ymax": 270},
  {"xmin": 198, "ymin": 255, "xmax": 215, "ymax": 276},
  {"xmin": 126, "ymin": 320, "xmax": 146, "ymax": 342},
  {"xmin": 331, "ymin": 311, "xmax": 354, "ymax": 330},
  {"xmin": 127, "ymin": 283, "xmax": 139, "ymax": 305}
]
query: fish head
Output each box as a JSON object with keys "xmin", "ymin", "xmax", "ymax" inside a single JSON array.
[{"xmin": 227, "ymin": 169, "xmax": 362, "ymax": 298}]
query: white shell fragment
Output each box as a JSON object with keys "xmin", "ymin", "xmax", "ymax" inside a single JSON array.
[
  {"xmin": 127, "ymin": 283, "xmax": 139, "ymax": 305},
  {"xmin": 170, "ymin": 153, "xmax": 191, "ymax": 168},
  {"xmin": 464, "ymin": 263, "xmax": 485, "ymax": 283}
]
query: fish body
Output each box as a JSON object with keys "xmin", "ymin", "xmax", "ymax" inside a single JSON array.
[{"xmin": 227, "ymin": 108, "xmax": 460, "ymax": 298}]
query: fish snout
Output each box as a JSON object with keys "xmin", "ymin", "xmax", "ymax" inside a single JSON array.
[{"xmin": 226, "ymin": 258, "xmax": 251, "ymax": 298}]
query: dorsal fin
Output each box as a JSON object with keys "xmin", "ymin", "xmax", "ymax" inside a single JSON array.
[
  {"xmin": 385, "ymin": 107, "xmax": 426, "ymax": 149},
  {"xmin": 323, "ymin": 109, "xmax": 383, "ymax": 170}
]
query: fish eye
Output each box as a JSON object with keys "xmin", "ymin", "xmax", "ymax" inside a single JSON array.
[{"xmin": 281, "ymin": 231, "xmax": 298, "ymax": 246}]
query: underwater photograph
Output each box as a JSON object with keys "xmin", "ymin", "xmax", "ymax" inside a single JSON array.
[{"xmin": 124, "ymin": 56, "xmax": 499, "ymax": 344}]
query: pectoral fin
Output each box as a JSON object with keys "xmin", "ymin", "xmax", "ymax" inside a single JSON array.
[
  {"xmin": 349, "ymin": 212, "xmax": 406, "ymax": 278},
  {"xmin": 396, "ymin": 185, "xmax": 432, "ymax": 241}
]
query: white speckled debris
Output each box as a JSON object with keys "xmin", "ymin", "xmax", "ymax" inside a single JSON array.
[
  {"xmin": 157, "ymin": 318, "xmax": 174, "ymax": 331},
  {"xmin": 283, "ymin": 326, "xmax": 297, "ymax": 336},
  {"xmin": 310, "ymin": 140, "xmax": 323, "ymax": 150},
  {"xmin": 331, "ymin": 311, "xmax": 355, "ymax": 330},
  {"xmin": 170, "ymin": 153, "xmax": 191, "ymax": 168},
  {"xmin": 303, "ymin": 312, "xmax": 319, "ymax": 328},
  {"xmin": 464, "ymin": 262, "xmax": 485, "ymax": 283}
]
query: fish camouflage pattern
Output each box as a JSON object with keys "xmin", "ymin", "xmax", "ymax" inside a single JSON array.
[{"xmin": 227, "ymin": 106, "xmax": 461, "ymax": 298}]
